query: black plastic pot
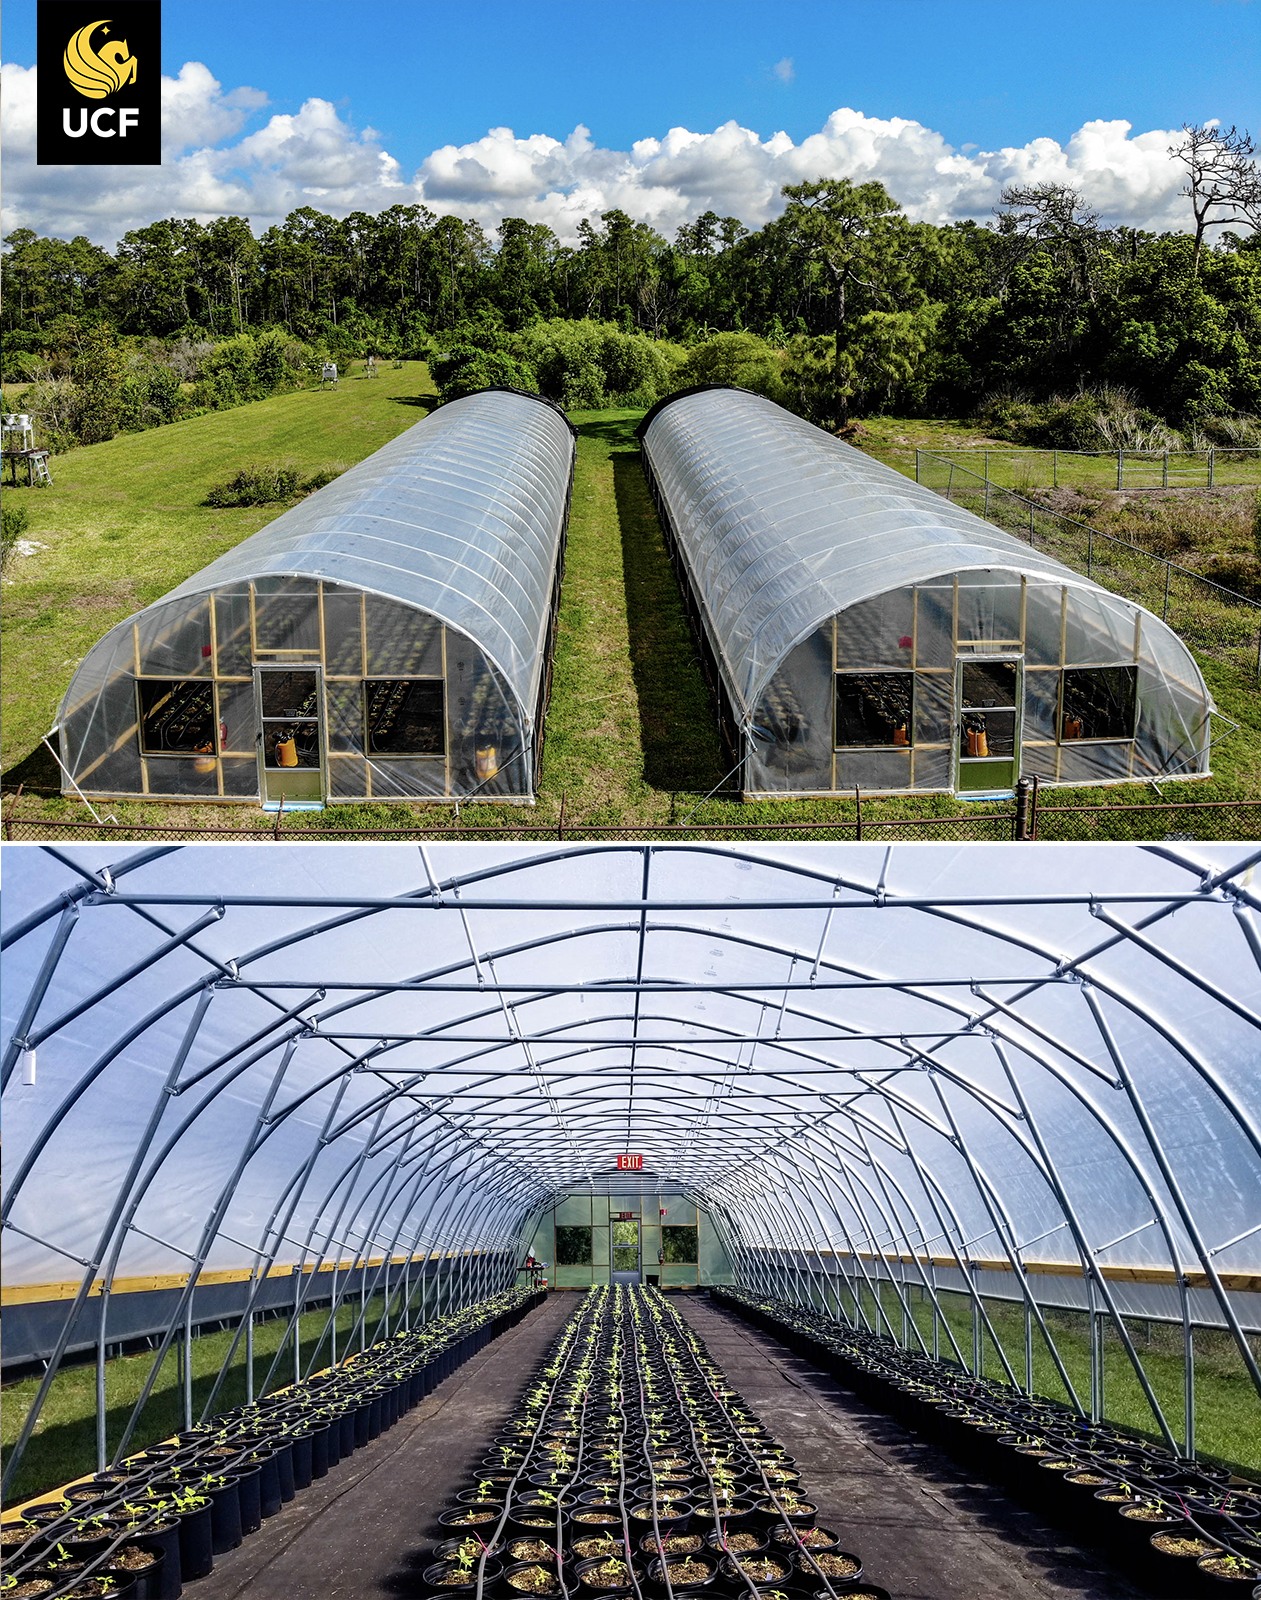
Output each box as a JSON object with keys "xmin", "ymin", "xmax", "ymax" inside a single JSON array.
[
  {"xmin": 175, "ymin": 1497, "xmax": 215, "ymax": 1582},
  {"xmin": 109, "ymin": 1543, "xmax": 167, "ymax": 1600},
  {"xmin": 718, "ymin": 1550, "xmax": 792, "ymax": 1588},
  {"xmin": 198, "ymin": 1475, "xmax": 242, "ymax": 1553},
  {"xmin": 421, "ymin": 1556, "xmax": 504, "ymax": 1592},
  {"xmin": 573, "ymin": 1555, "xmax": 643, "ymax": 1594},
  {"xmin": 794, "ymin": 1547, "xmax": 864, "ymax": 1587},
  {"xmin": 501, "ymin": 1559, "xmax": 566, "ymax": 1596},
  {"xmin": 648, "ymin": 1552, "xmax": 720, "ymax": 1594}
]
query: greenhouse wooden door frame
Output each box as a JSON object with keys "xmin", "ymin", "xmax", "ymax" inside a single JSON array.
[
  {"xmin": 954, "ymin": 653, "xmax": 1024, "ymax": 794},
  {"xmin": 253, "ymin": 663, "xmax": 329, "ymax": 805}
]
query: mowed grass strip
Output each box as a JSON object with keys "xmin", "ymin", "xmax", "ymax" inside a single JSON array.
[
  {"xmin": 3, "ymin": 383, "xmax": 1257, "ymax": 831},
  {"xmin": 0, "ymin": 1293, "xmax": 393, "ymax": 1507}
]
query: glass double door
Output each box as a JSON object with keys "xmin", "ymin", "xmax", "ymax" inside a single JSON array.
[
  {"xmin": 611, "ymin": 1217, "xmax": 641, "ymax": 1284},
  {"xmin": 956, "ymin": 658, "xmax": 1022, "ymax": 792},
  {"xmin": 254, "ymin": 666, "xmax": 326, "ymax": 802}
]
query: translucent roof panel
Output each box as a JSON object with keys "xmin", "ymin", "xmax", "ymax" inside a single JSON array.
[
  {"xmin": 639, "ymin": 387, "xmax": 1211, "ymax": 714},
  {"xmin": 137, "ymin": 388, "xmax": 575, "ymax": 715},
  {"xmin": 4, "ymin": 842, "xmax": 1258, "ymax": 1299}
]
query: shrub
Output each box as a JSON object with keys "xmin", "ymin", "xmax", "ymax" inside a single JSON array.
[
  {"xmin": 204, "ymin": 463, "xmax": 342, "ymax": 507},
  {"xmin": 430, "ymin": 344, "xmax": 538, "ymax": 405},
  {"xmin": 976, "ymin": 386, "xmax": 1183, "ymax": 451},
  {"xmin": 1, "ymin": 497, "xmax": 30, "ymax": 571},
  {"xmin": 1203, "ymin": 554, "xmax": 1261, "ymax": 599},
  {"xmin": 676, "ymin": 331, "xmax": 789, "ymax": 405}
]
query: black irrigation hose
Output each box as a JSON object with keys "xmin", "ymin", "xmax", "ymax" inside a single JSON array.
[
  {"xmin": 650, "ymin": 1293, "xmax": 842, "ymax": 1600},
  {"xmin": 434, "ymin": 1286, "xmax": 879, "ymax": 1600},
  {"xmin": 473, "ymin": 1301, "xmax": 590, "ymax": 1600}
]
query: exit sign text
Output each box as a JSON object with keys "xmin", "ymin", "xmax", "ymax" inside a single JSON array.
[{"xmin": 616, "ymin": 1153, "xmax": 643, "ymax": 1171}]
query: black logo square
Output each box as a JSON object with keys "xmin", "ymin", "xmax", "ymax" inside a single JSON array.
[{"xmin": 37, "ymin": 1, "xmax": 162, "ymax": 165}]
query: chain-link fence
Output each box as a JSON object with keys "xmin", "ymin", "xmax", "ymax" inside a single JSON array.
[
  {"xmin": 914, "ymin": 451, "xmax": 1261, "ymax": 678},
  {"xmin": 915, "ymin": 445, "xmax": 1261, "ymax": 491},
  {"xmin": 4, "ymin": 795, "xmax": 1257, "ymax": 843}
]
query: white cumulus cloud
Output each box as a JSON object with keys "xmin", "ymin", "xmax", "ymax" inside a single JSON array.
[{"xmin": 0, "ymin": 57, "xmax": 1206, "ymax": 248}]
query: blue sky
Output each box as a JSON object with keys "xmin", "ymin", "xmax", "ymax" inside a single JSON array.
[
  {"xmin": 6, "ymin": 0, "xmax": 1259, "ymax": 162},
  {"xmin": 3, "ymin": 0, "xmax": 1258, "ymax": 245}
]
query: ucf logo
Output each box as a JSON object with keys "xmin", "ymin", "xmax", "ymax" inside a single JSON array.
[
  {"xmin": 37, "ymin": 2, "xmax": 161, "ymax": 166},
  {"xmin": 64, "ymin": 20, "xmax": 139, "ymax": 98},
  {"xmin": 61, "ymin": 20, "xmax": 139, "ymax": 139}
]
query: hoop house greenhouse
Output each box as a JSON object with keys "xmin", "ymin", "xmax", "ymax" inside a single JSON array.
[
  {"xmin": 2, "ymin": 843, "xmax": 1258, "ymax": 1598},
  {"xmin": 637, "ymin": 387, "xmax": 1216, "ymax": 797},
  {"xmin": 54, "ymin": 388, "xmax": 576, "ymax": 806}
]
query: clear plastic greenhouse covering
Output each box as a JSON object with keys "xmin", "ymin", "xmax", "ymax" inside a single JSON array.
[
  {"xmin": 2, "ymin": 841, "xmax": 1259, "ymax": 1477},
  {"xmin": 54, "ymin": 388, "xmax": 576, "ymax": 805},
  {"xmin": 637, "ymin": 387, "xmax": 1214, "ymax": 797}
]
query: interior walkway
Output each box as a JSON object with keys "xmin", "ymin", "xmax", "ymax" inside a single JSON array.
[
  {"xmin": 191, "ymin": 1289, "xmax": 1148, "ymax": 1599},
  {"xmin": 679, "ymin": 1294, "xmax": 1147, "ymax": 1600},
  {"xmin": 192, "ymin": 1292, "xmax": 574, "ymax": 1599}
]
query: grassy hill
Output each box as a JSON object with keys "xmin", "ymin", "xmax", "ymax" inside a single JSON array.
[{"xmin": 3, "ymin": 375, "xmax": 1257, "ymax": 834}]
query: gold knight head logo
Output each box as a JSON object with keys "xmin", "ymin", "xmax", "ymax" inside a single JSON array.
[{"xmin": 63, "ymin": 20, "xmax": 138, "ymax": 99}]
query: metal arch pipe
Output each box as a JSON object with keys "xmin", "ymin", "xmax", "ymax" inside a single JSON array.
[
  {"xmin": 0, "ymin": 844, "xmax": 177, "ymax": 950},
  {"xmin": 1082, "ymin": 983, "xmax": 1261, "ymax": 1405},
  {"xmin": 1, "ymin": 984, "xmax": 215, "ymax": 1491},
  {"xmin": 104, "ymin": 1039, "xmax": 301, "ymax": 1468},
  {"xmin": 0, "ymin": 902, "xmax": 79, "ymax": 1093},
  {"xmin": 993, "ymin": 1041, "xmax": 1180, "ymax": 1453}
]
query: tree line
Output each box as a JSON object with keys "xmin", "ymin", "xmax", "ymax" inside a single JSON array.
[{"xmin": 2, "ymin": 123, "xmax": 1258, "ymax": 443}]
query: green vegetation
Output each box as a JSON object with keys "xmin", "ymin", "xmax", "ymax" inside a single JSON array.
[
  {"xmin": 3, "ymin": 373, "xmax": 1258, "ymax": 831},
  {"xmin": 0, "ymin": 1291, "xmax": 397, "ymax": 1506},
  {"xmin": 834, "ymin": 1281, "xmax": 1261, "ymax": 1479},
  {"xmin": 4, "ymin": 171, "xmax": 1260, "ymax": 442}
]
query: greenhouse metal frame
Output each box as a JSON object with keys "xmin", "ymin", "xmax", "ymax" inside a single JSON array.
[
  {"xmin": 637, "ymin": 387, "xmax": 1217, "ymax": 798},
  {"xmin": 54, "ymin": 388, "xmax": 577, "ymax": 807},
  {"xmin": 2, "ymin": 840, "xmax": 1258, "ymax": 1498}
]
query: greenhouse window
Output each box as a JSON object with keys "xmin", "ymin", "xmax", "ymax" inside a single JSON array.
[
  {"xmin": 834, "ymin": 673, "xmax": 913, "ymax": 748},
  {"xmin": 138, "ymin": 680, "xmax": 216, "ymax": 757},
  {"xmin": 555, "ymin": 1225, "xmax": 593, "ymax": 1266},
  {"xmin": 365, "ymin": 680, "xmax": 445, "ymax": 757},
  {"xmin": 661, "ymin": 1226, "xmax": 698, "ymax": 1264},
  {"xmin": 1061, "ymin": 666, "xmax": 1138, "ymax": 742}
]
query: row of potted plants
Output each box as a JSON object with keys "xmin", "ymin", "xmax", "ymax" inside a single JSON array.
[
  {"xmin": 0, "ymin": 1285, "xmax": 545, "ymax": 1600},
  {"xmin": 712, "ymin": 1286, "xmax": 1261, "ymax": 1597},
  {"xmin": 417, "ymin": 1284, "xmax": 890, "ymax": 1600}
]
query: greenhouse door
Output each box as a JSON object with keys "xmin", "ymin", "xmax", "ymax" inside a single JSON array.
[
  {"xmin": 955, "ymin": 658, "xmax": 1022, "ymax": 792},
  {"xmin": 254, "ymin": 666, "xmax": 327, "ymax": 803},
  {"xmin": 611, "ymin": 1217, "xmax": 641, "ymax": 1285}
]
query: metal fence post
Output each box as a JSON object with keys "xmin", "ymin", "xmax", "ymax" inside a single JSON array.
[
  {"xmin": 915, "ymin": 449, "xmax": 920, "ymax": 484},
  {"xmin": 1053, "ymin": 450, "xmax": 1058, "ymax": 488},
  {"xmin": 1014, "ymin": 776, "xmax": 1032, "ymax": 840},
  {"xmin": 1117, "ymin": 450, "xmax": 1124, "ymax": 490},
  {"xmin": 1208, "ymin": 448, "xmax": 1214, "ymax": 488},
  {"xmin": 1163, "ymin": 450, "xmax": 1169, "ymax": 489}
]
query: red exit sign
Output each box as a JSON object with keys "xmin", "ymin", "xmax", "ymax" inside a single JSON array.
[{"xmin": 616, "ymin": 1153, "xmax": 643, "ymax": 1171}]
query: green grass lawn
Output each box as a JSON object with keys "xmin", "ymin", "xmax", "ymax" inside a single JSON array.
[
  {"xmin": 0, "ymin": 1287, "xmax": 428, "ymax": 1507},
  {"xmin": 3, "ymin": 386, "xmax": 1257, "ymax": 834},
  {"xmin": 814, "ymin": 1281, "xmax": 1261, "ymax": 1480}
]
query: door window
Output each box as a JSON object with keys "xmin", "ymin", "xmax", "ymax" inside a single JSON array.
[
  {"xmin": 959, "ymin": 661, "xmax": 1018, "ymax": 760},
  {"xmin": 260, "ymin": 670, "xmax": 321, "ymax": 769}
]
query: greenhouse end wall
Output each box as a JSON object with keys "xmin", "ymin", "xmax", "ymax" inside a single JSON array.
[
  {"xmin": 58, "ymin": 582, "xmax": 534, "ymax": 803},
  {"xmin": 745, "ymin": 570, "xmax": 1212, "ymax": 797},
  {"xmin": 529, "ymin": 1194, "xmax": 734, "ymax": 1287}
]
